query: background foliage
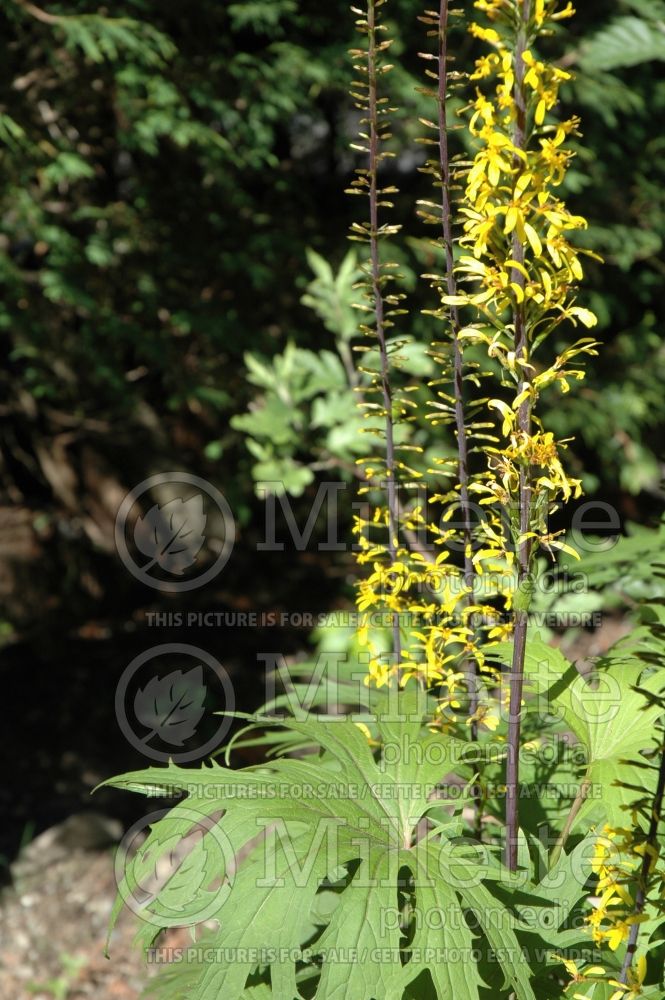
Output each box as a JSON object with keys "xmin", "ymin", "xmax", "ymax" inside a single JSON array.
[{"xmin": 0, "ymin": 0, "xmax": 663, "ymax": 624}]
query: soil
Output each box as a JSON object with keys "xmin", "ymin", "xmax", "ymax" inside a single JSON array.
[{"xmin": 1, "ymin": 835, "xmax": 149, "ymax": 999}]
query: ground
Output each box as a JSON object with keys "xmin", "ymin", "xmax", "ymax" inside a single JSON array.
[{"xmin": 1, "ymin": 834, "xmax": 151, "ymax": 999}]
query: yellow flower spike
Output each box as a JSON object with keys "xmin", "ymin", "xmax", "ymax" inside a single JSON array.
[{"xmin": 348, "ymin": 0, "xmax": 605, "ymax": 863}]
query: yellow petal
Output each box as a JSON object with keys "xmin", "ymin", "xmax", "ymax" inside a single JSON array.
[
  {"xmin": 570, "ymin": 256, "xmax": 584, "ymax": 280},
  {"xmin": 524, "ymin": 222, "xmax": 543, "ymax": 256},
  {"xmin": 569, "ymin": 306, "xmax": 597, "ymax": 328},
  {"xmin": 505, "ymin": 205, "xmax": 519, "ymax": 234}
]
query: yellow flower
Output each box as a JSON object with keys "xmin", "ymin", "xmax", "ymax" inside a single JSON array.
[
  {"xmin": 469, "ymin": 23, "xmax": 502, "ymax": 46},
  {"xmin": 551, "ymin": 2, "xmax": 575, "ymax": 21},
  {"xmin": 555, "ymin": 953, "xmax": 606, "ymax": 992},
  {"xmin": 466, "ymin": 703, "xmax": 501, "ymax": 731},
  {"xmin": 364, "ymin": 657, "xmax": 394, "ymax": 689},
  {"xmin": 487, "ymin": 620, "xmax": 514, "ymax": 642},
  {"xmin": 474, "ymin": 0, "xmax": 509, "ymax": 18},
  {"xmin": 522, "ymin": 50, "xmax": 572, "ymax": 125},
  {"xmin": 470, "ymin": 53, "xmax": 500, "ymax": 81}
]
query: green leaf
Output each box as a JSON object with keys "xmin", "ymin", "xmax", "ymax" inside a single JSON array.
[
  {"xmin": 580, "ymin": 16, "xmax": 665, "ymax": 71},
  {"xmin": 227, "ymin": 1, "xmax": 297, "ymax": 32},
  {"xmin": 231, "ymin": 395, "xmax": 299, "ymax": 445},
  {"xmin": 102, "ymin": 692, "xmax": 544, "ymax": 1000},
  {"xmin": 488, "ymin": 636, "xmax": 665, "ymax": 827},
  {"xmin": 565, "ymin": 663, "xmax": 664, "ymax": 827},
  {"xmin": 252, "ymin": 458, "xmax": 314, "ymax": 496},
  {"xmin": 58, "ymin": 15, "xmax": 176, "ymax": 67},
  {"xmin": 43, "ymin": 152, "xmax": 95, "ymax": 186},
  {"xmin": 302, "ymin": 249, "xmax": 361, "ymax": 341}
]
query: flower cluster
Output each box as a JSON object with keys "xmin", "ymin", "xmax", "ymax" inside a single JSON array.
[
  {"xmin": 588, "ymin": 827, "xmax": 650, "ymax": 953},
  {"xmin": 351, "ymin": 0, "xmax": 601, "ymax": 734},
  {"xmin": 440, "ymin": 0, "xmax": 601, "ymax": 585},
  {"xmin": 556, "ymin": 953, "xmax": 647, "ymax": 1000},
  {"xmin": 563, "ymin": 822, "xmax": 664, "ymax": 996},
  {"xmin": 350, "ymin": 0, "xmax": 490, "ymax": 697}
]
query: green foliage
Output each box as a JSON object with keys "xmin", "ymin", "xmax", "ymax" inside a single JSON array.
[
  {"xmin": 1, "ymin": 0, "xmax": 664, "ymax": 632},
  {"xmin": 230, "ymin": 340, "xmax": 354, "ymax": 496},
  {"xmin": 103, "ymin": 607, "xmax": 665, "ymax": 998},
  {"xmin": 486, "ymin": 633, "xmax": 665, "ymax": 828},
  {"xmin": 301, "ymin": 249, "xmax": 361, "ymax": 343},
  {"xmin": 578, "ymin": 14, "xmax": 665, "ymax": 72},
  {"xmin": 232, "ymin": 250, "xmax": 438, "ymax": 495},
  {"xmin": 568, "ymin": 515, "xmax": 665, "ymax": 603},
  {"xmin": 104, "ymin": 691, "xmax": 593, "ymax": 1000},
  {"xmin": 57, "ymin": 14, "xmax": 176, "ymax": 66}
]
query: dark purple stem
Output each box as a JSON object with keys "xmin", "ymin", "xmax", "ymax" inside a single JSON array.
[
  {"xmin": 505, "ymin": 0, "xmax": 533, "ymax": 873},
  {"xmin": 438, "ymin": 0, "xmax": 477, "ymax": 723},
  {"xmin": 367, "ymin": 0, "xmax": 402, "ymax": 671}
]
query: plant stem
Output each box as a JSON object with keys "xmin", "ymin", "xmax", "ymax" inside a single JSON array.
[
  {"xmin": 367, "ymin": 0, "xmax": 402, "ymax": 671},
  {"xmin": 436, "ymin": 0, "xmax": 483, "ymax": 842},
  {"xmin": 14, "ymin": 0, "xmax": 61, "ymax": 24},
  {"xmin": 550, "ymin": 774, "xmax": 590, "ymax": 868},
  {"xmin": 505, "ymin": 0, "xmax": 533, "ymax": 873},
  {"xmin": 437, "ymin": 0, "xmax": 477, "ymax": 723},
  {"xmin": 618, "ymin": 742, "xmax": 665, "ymax": 983}
]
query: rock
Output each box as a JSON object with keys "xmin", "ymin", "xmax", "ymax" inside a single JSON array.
[{"xmin": 11, "ymin": 812, "xmax": 123, "ymax": 883}]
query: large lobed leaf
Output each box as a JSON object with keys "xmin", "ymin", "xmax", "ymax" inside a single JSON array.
[
  {"xmin": 488, "ymin": 634, "xmax": 665, "ymax": 828},
  {"xmin": 103, "ymin": 690, "xmax": 557, "ymax": 1000}
]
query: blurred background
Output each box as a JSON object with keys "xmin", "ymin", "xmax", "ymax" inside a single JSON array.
[{"xmin": 0, "ymin": 0, "xmax": 664, "ymax": 994}]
